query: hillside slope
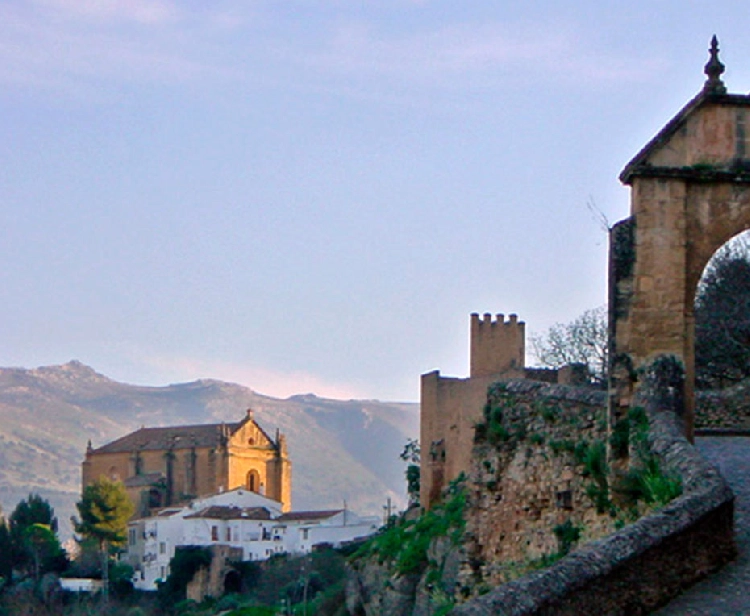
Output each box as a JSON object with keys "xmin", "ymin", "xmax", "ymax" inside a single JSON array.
[{"xmin": 0, "ymin": 361, "xmax": 419, "ymax": 538}]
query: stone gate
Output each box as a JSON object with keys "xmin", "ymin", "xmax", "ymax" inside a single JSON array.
[{"xmin": 610, "ymin": 37, "xmax": 750, "ymax": 440}]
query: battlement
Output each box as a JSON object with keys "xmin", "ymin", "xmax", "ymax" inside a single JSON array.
[{"xmin": 470, "ymin": 312, "xmax": 525, "ymax": 378}]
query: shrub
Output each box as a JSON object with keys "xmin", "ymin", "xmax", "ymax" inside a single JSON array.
[
  {"xmin": 353, "ymin": 479, "xmax": 466, "ymax": 576},
  {"xmin": 553, "ymin": 520, "xmax": 581, "ymax": 556},
  {"xmin": 529, "ymin": 433, "xmax": 545, "ymax": 446},
  {"xmin": 615, "ymin": 456, "xmax": 682, "ymax": 507},
  {"xmin": 540, "ymin": 404, "xmax": 559, "ymax": 423},
  {"xmin": 549, "ymin": 439, "xmax": 576, "ymax": 456},
  {"xmin": 609, "ymin": 417, "xmax": 630, "ymax": 458}
]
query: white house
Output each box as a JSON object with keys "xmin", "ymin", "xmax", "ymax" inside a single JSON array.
[{"xmin": 124, "ymin": 488, "xmax": 379, "ymax": 591}]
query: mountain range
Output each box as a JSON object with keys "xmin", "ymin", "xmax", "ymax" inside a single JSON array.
[{"xmin": 0, "ymin": 361, "xmax": 420, "ymax": 539}]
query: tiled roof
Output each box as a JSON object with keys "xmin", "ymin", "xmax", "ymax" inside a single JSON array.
[
  {"xmin": 276, "ymin": 510, "xmax": 343, "ymax": 522},
  {"xmin": 91, "ymin": 422, "xmax": 242, "ymax": 454},
  {"xmin": 184, "ymin": 506, "xmax": 272, "ymax": 521}
]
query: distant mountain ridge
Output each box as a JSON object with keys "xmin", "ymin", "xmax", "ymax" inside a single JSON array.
[{"xmin": 0, "ymin": 361, "xmax": 419, "ymax": 538}]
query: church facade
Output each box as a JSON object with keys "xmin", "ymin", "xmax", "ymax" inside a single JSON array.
[{"xmin": 82, "ymin": 409, "xmax": 292, "ymax": 515}]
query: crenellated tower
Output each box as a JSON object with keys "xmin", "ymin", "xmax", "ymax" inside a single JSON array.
[{"xmin": 470, "ymin": 313, "xmax": 525, "ymax": 377}]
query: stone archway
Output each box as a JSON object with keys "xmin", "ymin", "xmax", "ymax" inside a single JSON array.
[{"xmin": 610, "ymin": 38, "xmax": 750, "ymax": 440}]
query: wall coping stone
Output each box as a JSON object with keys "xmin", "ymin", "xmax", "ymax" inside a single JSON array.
[{"xmin": 488, "ymin": 379, "xmax": 607, "ymax": 408}]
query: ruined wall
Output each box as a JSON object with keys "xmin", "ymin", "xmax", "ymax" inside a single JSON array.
[
  {"xmin": 185, "ymin": 545, "xmax": 243, "ymax": 602},
  {"xmin": 695, "ymin": 380, "xmax": 750, "ymax": 429},
  {"xmin": 453, "ymin": 356, "xmax": 735, "ymax": 616},
  {"xmin": 420, "ymin": 313, "xmax": 592, "ymax": 510},
  {"xmin": 461, "ymin": 381, "xmax": 609, "ymax": 589}
]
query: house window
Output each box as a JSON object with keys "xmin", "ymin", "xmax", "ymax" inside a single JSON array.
[
  {"xmin": 211, "ymin": 526, "xmax": 219, "ymax": 541},
  {"xmin": 129, "ymin": 528, "xmax": 136, "ymax": 546},
  {"xmin": 302, "ymin": 529, "xmax": 309, "ymax": 540},
  {"xmin": 159, "ymin": 542, "xmax": 166, "ymax": 554},
  {"xmin": 160, "ymin": 566, "xmax": 166, "ymax": 580},
  {"xmin": 226, "ymin": 527, "xmax": 231, "ymax": 541}
]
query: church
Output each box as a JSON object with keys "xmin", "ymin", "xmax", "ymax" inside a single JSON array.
[{"xmin": 81, "ymin": 409, "xmax": 292, "ymax": 515}]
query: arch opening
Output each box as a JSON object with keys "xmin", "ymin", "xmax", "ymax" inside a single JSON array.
[
  {"xmin": 224, "ymin": 569, "xmax": 242, "ymax": 594},
  {"xmin": 246, "ymin": 469, "xmax": 261, "ymax": 493},
  {"xmin": 693, "ymin": 230, "xmax": 750, "ymax": 391}
]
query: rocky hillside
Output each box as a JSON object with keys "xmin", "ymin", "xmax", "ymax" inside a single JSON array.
[{"xmin": 0, "ymin": 361, "xmax": 419, "ymax": 538}]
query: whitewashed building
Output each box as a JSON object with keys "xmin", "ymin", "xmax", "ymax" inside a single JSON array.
[{"xmin": 124, "ymin": 488, "xmax": 379, "ymax": 591}]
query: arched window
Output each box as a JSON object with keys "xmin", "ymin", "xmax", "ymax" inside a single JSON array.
[{"xmin": 246, "ymin": 470, "xmax": 261, "ymax": 493}]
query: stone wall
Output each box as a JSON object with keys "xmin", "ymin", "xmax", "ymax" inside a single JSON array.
[
  {"xmin": 696, "ymin": 380, "xmax": 750, "ymax": 429},
  {"xmin": 186, "ymin": 545, "xmax": 243, "ymax": 602},
  {"xmin": 452, "ymin": 356, "xmax": 735, "ymax": 615},
  {"xmin": 461, "ymin": 380, "xmax": 609, "ymax": 589},
  {"xmin": 421, "ymin": 311, "xmax": 597, "ymax": 510}
]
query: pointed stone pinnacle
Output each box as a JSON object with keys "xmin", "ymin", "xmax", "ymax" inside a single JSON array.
[{"xmin": 704, "ymin": 35, "xmax": 727, "ymax": 94}]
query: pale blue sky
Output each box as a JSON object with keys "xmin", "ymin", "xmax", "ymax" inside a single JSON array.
[{"xmin": 2, "ymin": 1, "xmax": 749, "ymax": 401}]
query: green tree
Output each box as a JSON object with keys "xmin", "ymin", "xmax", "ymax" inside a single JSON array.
[
  {"xmin": 73, "ymin": 477, "xmax": 134, "ymax": 599},
  {"xmin": 9, "ymin": 494, "xmax": 58, "ymax": 534},
  {"xmin": 9, "ymin": 494, "xmax": 59, "ymax": 575},
  {"xmin": 0, "ymin": 518, "xmax": 12, "ymax": 585},
  {"xmin": 400, "ymin": 439, "xmax": 421, "ymax": 505},
  {"xmin": 22, "ymin": 524, "xmax": 65, "ymax": 581}
]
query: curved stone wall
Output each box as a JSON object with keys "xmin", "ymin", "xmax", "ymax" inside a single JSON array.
[{"xmin": 453, "ymin": 356, "xmax": 735, "ymax": 616}]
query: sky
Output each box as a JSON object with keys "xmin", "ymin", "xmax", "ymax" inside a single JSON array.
[{"xmin": 3, "ymin": 1, "xmax": 750, "ymax": 402}]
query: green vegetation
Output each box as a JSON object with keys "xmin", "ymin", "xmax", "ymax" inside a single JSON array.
[
  {"xmin": 548, "ymin": 439, "xmax": 576, "ymax": 456},
  {"xmin": 157, "ymin": 547, "xmax": 212, "ymax": 606},
  {"xmin": 617, "ymin": 457, "xmax": 683, "ymax": 507},
  {"xmin": 485, "ymin": 404, "xmax": 510, "ymax": 444},
  {"xmin": 2, "ymin": 494, "xmax": 68, "ymax": 581},
  {"xmin": 553, "ymin": 520, "xmax": 581, "ymax": 556},
  {"xmin": 354, "ymin": 478, "xmax": 466, "ymax": 576},
  {"xmin": 538, "ymin": 402, "xmax": 560, "ymax": 423},
  {"xmin": 529, "ymin": 433, "xmax": 545, "ymax": 446},
  {"xmin": 609, "ymin": 417, "xmax": 630, "ymax": 458},
  {"xmin": 73, "ymin": 477, "xmax": 134, "ymax": 549},
  {"xmin": 400, "ymin": 439, "xmax": 421, "ymax": 505},
  {"xmin": 580, "ymin": 440, "xmax": 612, "ymax": 514}
]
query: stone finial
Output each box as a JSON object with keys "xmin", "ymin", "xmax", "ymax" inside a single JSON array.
[
  {"xmin": 246, "ymin": 408, "xmax": 254, "ymax": 420},
  {"xmin": 86, "ymin": 439, "xmax": 93, "ymax": 454},
  {"xmin": 704, "ymin": 35, "xmax": 727, "ymax": 94}
]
